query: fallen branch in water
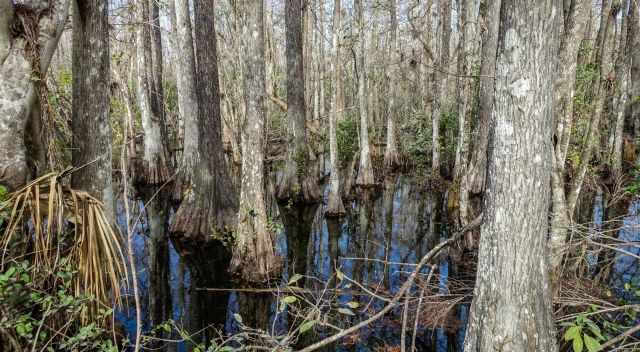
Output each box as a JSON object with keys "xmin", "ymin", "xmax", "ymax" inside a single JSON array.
[{"xmin": 296, "ymin": 214, "xmax": 483, "ymax": 352}]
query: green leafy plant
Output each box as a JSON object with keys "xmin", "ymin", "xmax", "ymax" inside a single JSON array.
[
  {"xmin": 562, "ymin": 313, "xmax": 604, "ymax": 352},
  {"xmin": 336, "ymin": 115, "xmax": 359, "ymax": 166},
  {"xmin": 0, "ymin": 261, "xmax": 120, "ymax": 352}
]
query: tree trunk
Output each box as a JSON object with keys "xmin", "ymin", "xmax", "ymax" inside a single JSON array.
[
  {"xmin": 229, "ymin": 0, "xmax": 282, "ymax": 283},
  {"xmin": 383, "ymin": 0, "xmax": 401, "ymax": 170},
  {"xmin": 355, "ymin": 0, "xmax": 375, "ymax": 187},
  {"xmin": 326, "ymin": 0, "xmax": 346, "ymax": 217},
  {"xmin": 0, "ymin": 0, "xmax": 69, "ymax": 190},
  {"xmin": 548, "ymin": 0, "xmax": 591, "ymax": 278},
  {"xmin": 171, "ymin": 0, "xmax": 238, "ymax": 239},
  {"xmin": 631, "ymin": 0, "xmax": 639, "ymax": 165},
  {"xmin": 134, "ymin": 0, "xmax": 170, "ymax": 185},
  {"xmin": 431, "ymin": 0, "xmax": 451, "ymax": 178},
  {"xmin": 464, "ymin": 1, "xmax": 559, "ymax": 351},
  {"xmin": 566, "ymin": 2, "xmax": 617, "ymax": 215},
  {"xmin": 609, "ymin": 0, "xmax": 631, "ymax": 175},
  {"xmin": 455, "ymin": 0, "xmax": 479, "ymax": 228},
  {"xmin": 277, "ymin": 0, "xmax": 321, "ymax": 204},
  {"xmin": 71, "ymin": 0, "xmax": 114, "ymax": 219},
  {"xmin": 149, "ymin": 0, "xmax": 164, "ymax": 123},
  {"xmin": 466, "ymin": 0, "xmax": 500, "ymax": 194}
]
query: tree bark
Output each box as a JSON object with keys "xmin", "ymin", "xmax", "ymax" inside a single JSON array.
[
  {"xmin": 326, "ymin": 0, "xmax": 346, "ymax": 217},
  {"xmin": 355, "ymin": 0, "xmax": 375, "ymax": 187},
  {"xmin": 455, "ymin": 0, "xmax": 480, "ymax": 228},
  {"xmin": 383, "ymin": 0, "xmax": 401, "ymax": 170},
  {"xmin": 548, "ymin": 0, "xmax": 591, "ymax": 278},
  {"xmin": 229, "ymin": 0, "xmax": 282, "ymax": 283},
  {"xmin": 0, "ymin": 0, "xmax": 70, "ymax": 190},
  {"xmin": 466, "ymin": 0, "xmax": 500, "ymax": 195},
  {"xmin": 566, "ymin": 2, "xmax": 617, "ymax": 215},
  {"xmin": 71, "ymin": 0, "xmax": 114, "ymax": 219},
  {"xmin": 610, "ymin": 0, "xmax": 630, "ymax": 176},
  {"xmin": 464, "ymin": 1, "xmax": 559, "ymax": 351},
  {"xmin": 277, "ymin": 0, "xmax": 321, "ymax": 204},
  {"xmin": 431, "ymin": 0, "xmax": 451, "ymax": 178},
  {"xmin": 631, "ymin": 1, "xmax": 640, "ymax": 166},
  {"xmin": 171, "ymin": 0, "xmax": 238, "ymax": 239},
  {"xmin": 134, "ymin": 0, "xmax": 170, "ymax": 185}
]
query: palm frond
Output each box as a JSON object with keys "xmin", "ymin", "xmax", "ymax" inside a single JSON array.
[{"xmin": 0, "ymin": 172, "xmax": 128, "ymax": 308}]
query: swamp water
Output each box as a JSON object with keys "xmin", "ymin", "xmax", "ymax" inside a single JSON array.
[{"xmin": 114, "ymin": 175, "xmax": 640, "ymax": 351}]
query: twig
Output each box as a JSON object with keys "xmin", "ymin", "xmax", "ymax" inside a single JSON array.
[
  {"xmin": 296, "ymin": 214, "xmax": 483, "ymax": 352},
  {"xmin": 121, "ymin": 105, "xmax": 141, "ymax": 352},
  {"xmin": 401, "ymin": 292, "xmax": 409, "ymax": 352},
  {"xmin": 412, "ymin": 267, "xmax": 434, "ymax": 352},
  {"xmin": 600, "ymin": 323, "xmax": 640, "ymax": 350}
]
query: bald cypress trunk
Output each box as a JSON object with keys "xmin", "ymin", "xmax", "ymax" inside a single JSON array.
[
  {"xmin": 229, "ymin": 0, "xmax": 282, "ymax": 283},
  {"xmin": 71, "ymin": 0, "xmax": 114, "ymax": 218},
  {"xmin": 0, "ymin": 0, "xmax": 69, "ymax": 190},
  {"xmin": 547, "ymin": 0, "xmax": 591, "ymax": 278},
  {"xmin": 455, "ymin": 0, "xmax": 480, "ymax": 228},
  {"xmin": 326, "ymin": 0, "xmax": 346, "ymax": 217},
  {"xmin": 431, "ymin": 0, "xmax": 451, "ymax": 178},
  {"xmin": 277, "ymin": 0, "xmax": 321, "ymax": 204},
  {"xmin": 383, "ymin": 0, "xmax": 401, "ymax": 170},
  {"xmin": 464, "ymin": 1, "xmax": 559, "ymax": 350},
  {"xmin": 355, "ymin": 0, "xmax": 375, "ymax": 187},
  {"xmin": 631, "ymin": 1, "xmax": 640, "ymax": 164},
  {"xmin": 134, "ymin": 0, "xmax": 170, "ymax": 185},
  {"xmin": 171, "ymin": 0, "xmax": 238, "ymax": 239},
  {"xmin": 466, "ymin": 0, "xmax": 500, "ymax": 195}
]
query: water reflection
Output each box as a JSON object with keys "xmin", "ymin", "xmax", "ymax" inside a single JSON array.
[{"xmin": 117, "ymin": 175, "xmax": 640, "ymax": 351}]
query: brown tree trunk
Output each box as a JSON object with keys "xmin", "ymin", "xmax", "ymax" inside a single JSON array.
[
  {"xmin": 277, "ymin": 0, "xmax": 321, "ymax": 204},
  {"xmin": 171, "ymin": 0, "xmax": 238, "ymax": 239},
  {"xmin": 229, "ymin": 0, "xmax": 282, "ymax": 283},
  {"xmin": 71, "ymin": 0, "xmax": 114, "ymax": 219},
  {"xmin": 464, "ymin": 1, "xmax": 559, "ymax": 350}
]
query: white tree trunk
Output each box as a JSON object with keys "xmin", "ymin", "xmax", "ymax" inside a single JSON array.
[
  {"xmin": 464, "ymin": 1, "xmax": 559, "ymax": 350},
  {"xmin": 0, "ymin": 0, "xmax": 69, "ymax": 190},
  {"xmin": 326, "ymin": 0, "xmax": 346, "ymax": 217}
]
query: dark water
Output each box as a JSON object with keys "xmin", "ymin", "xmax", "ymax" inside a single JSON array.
[{"xmin": 114, "ymin": 176, "xmax": 640, "ymax": 351}]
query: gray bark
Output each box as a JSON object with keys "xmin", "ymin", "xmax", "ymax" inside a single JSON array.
[
  {"xmin": 431, "ymin": 0, "xmax": 451, "ymax": 178},
  {"xmin": 610, "ymin": 0, "xmax": 631, "ymax": 175},
  {"xmin": 277, "ymin": 0, "xmax": 321, "ymax": 204},
  {"xmin": 464, "ymin": 1, "xmax": 559, "ymax": 351},
  {"xmin": 171, "ymin": 0, "xmax": 237, "ymax": 239},
  {"xmin": 631, "ymin": 1, "xmax": 640, "ymax": 164},
  {"xmin": 455, "ymin": 0, "xmax": 480, "ymax": 227},
  {"xmin": 71, "ymin": 0, "xmax": 114, "ymax": 218},
  {"xmin": 566, "ymin": 2, "xmax": 617, "ymax": 215},
  {"xmin": 383, "ymin": 0, "xmax": 401, "ymax": 170},
  {"xmin": 229, "ymin": 0, "xmax": 281, "ymax": 283},
  {"xmin": 0, "ymin": 0, "xmax": 70, "ymax": 190},
  {"xmin": 355, "ymin": 0, "xmax": 375, "ymax": 187},
  {"xmin": 548, "ymin": 0, "xmax": 591, "ymax": 276},
  {"xmin": 135, "ymin": 0, "xmax": 170, "ymax": 185},
  {"xmin": 326, "ymin": 0, "xmax": 346, "ymax": 217},
  {"xmin": 466, "ymin": 0, "xmax": 500, "ymax": 194}
]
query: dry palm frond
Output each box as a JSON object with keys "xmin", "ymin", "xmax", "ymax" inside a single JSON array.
[{"xmin": 0, "ymin": 172, "xmax": 128, "ymax": 308}]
